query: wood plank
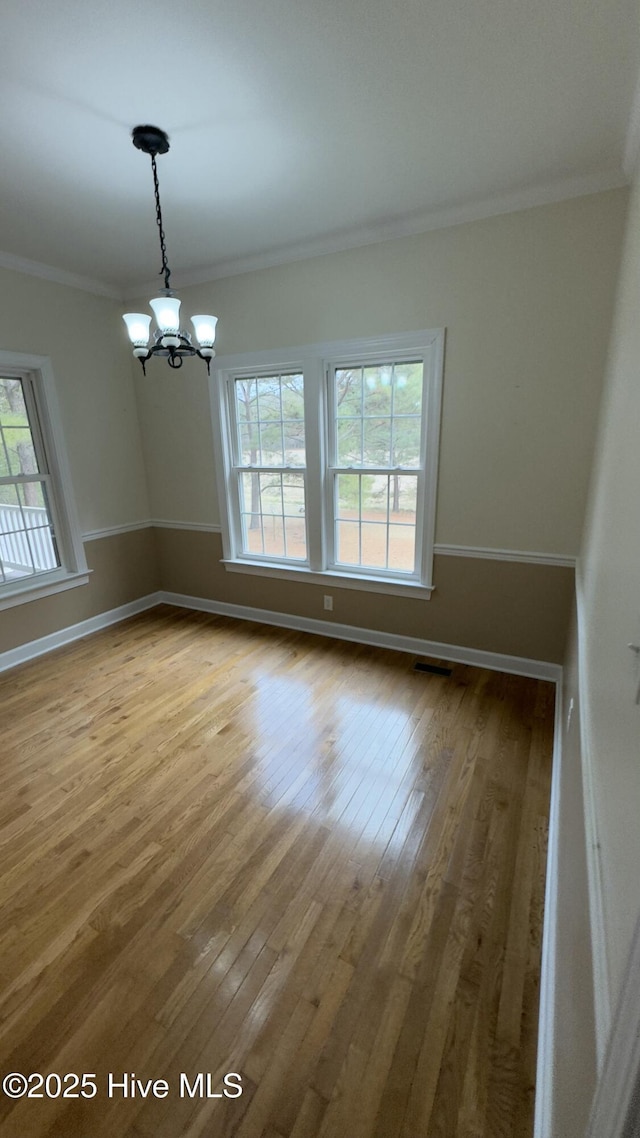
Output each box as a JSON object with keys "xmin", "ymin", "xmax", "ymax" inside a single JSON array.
[{"xmin": 0, "ymin": 605, "xmax": 553, "ymax": 1137}]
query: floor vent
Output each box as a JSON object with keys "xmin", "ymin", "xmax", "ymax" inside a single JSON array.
[{"xmin": 413, "ymin": 661, "xmax": 453, "ymax": 676}]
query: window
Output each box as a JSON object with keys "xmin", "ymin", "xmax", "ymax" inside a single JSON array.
[
  {"xmin": 233, "ymin": 371, "xmax": 306, "ymax": 561},
  {"xmin": 212, "ymin": 331, "xmax": 444, "ymax": 597},
  {"xmin": 0, "ymin": 352, "xmax": 88, "ymax": 610}
]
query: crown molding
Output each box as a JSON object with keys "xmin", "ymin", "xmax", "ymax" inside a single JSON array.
[
  {"xmin": 123, "ymin": 166, "xmax": 629, "ymax": 298},
  {"xmin": 0, "ymin": 166, "xmax": 629, "ymax": 303},
  {"xmin": 0, "ymin": 249, "xmax": 122, "ymax": 300}
]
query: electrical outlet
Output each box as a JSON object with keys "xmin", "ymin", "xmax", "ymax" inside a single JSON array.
[{"xmin": 323, "ymin": 595, "xmax": 333, "ymax": 611}]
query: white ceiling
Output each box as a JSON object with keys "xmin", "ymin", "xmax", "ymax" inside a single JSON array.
[{"xmin": 0, "ymin": 0, "xmax": 637, "ymax": 297}]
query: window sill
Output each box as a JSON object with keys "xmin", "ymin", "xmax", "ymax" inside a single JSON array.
[
  {"xmin": 221, "ymin": 558, "xmax": 434, "ymax": 600},
  {"xmin": 0, "ymin": 569, "xmax": 92, "ymax": 612}
]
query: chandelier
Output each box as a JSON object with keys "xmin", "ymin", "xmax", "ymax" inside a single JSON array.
[{"xmin": 122, "ymin": 125, "xmax": 218, "ymax": 375}]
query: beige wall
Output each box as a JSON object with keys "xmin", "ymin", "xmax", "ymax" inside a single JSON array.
[
  {"xmin": 0, "ymin": 528, "xmax": 159, "ymax": 655},
  {"xmin": 155, "ymin": 528, "xmax": 574, "ymax": 663},
  {"xmin": 134, "ymin": 189, "xmax": 627, "ymax": 557},
  {"xmin": 0, "ymin": 268, "xmax": 156, "ymax": 654},
  {"xmin": 568, "ymin": 172, "xmax": 640, "ymax": 1044},
  {"xmin": 126, "ymin": 190, "xmax": 627, "ymax": 667},
  {"xmin": 0, "ymin": 267, "xmax": 150, "ymax": 534},
  {"xmin": 550, "ymin": 169, "xmax": 640, "ymax": 1132},
  {"xmin": 0, "ymin": 189, "xmax": 627, "ymax": 667}
]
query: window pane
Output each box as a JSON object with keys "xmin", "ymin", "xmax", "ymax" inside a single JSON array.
[
  {"xmin": 0, "ymin": 479, "xmax": 59, "ymax": 579},
  {"xmin": 364, "ymin": 417, "xmax": 391, "ymax": 466},
  {"xmin": 336, "ymin": 417, "xmax": 363, "ymax": 465},
  {"xmin": 334, "ymin": 472, "xmax": 417, "ymax": 574},
  {"xmin": 0, "ymin": 482, "xmax": 20, "ymax": 514},
  {"xmin": 336, "ymin": 473, "xmax": 362, "ymax": 518},
  {"xmin": 388, "ymin": 525, "xmax": 416, "ymax": 572},
  {"xmin": 0, "ymin": 377, "xmax": 28, "ymax": 424},
  {"xmin": 235, "ymin": 378, "xmax": 256, "ymax": 425},
  {"xmin": 363, "ymin": 366, "xmax": 392, "ymax": 415},
  {"xmin": 394, "ymin": 361, "xmax": 423, "ymax": 414},
  {"xmin": 391, "ymin": 416, "xmax": 421, "ymax": 468},
  {"xmin": 3, "ymin": 428, "xmax": 39, "ymax": 477},
  {"xmin": 334, "ymin": 359, "xmax": 423, "ymax": 471},
  {"xmin": 394, "ymin": 475, "xmax": 417, "ymax": 515},
  {"xmin": 360, "ymin": 474, "xmax": 388, "ymax": 518},
  {"xmin": 239, "ymin": 471, "xmax": 306, "ymax": 561},
  {"xmin": 335, "ymin": 368, "xmax": 362, "ymax": 417},
  {"xmin": 17, "ymin": 481, "xmax": 48, "ymax": 513},
  {"xmin": 0, "ymin": 377, "xmax": 41, "ymax": 481},
  {"xmin": 336, "ymin": 520, "xmax": 360, "ymax": 566},
  {"xmin": 360, "ymin": 522, "xmax": 387, "ymax": 569},
  {"xmin": 239, "ymin": 422, "xmax": 259, "ymax": 465},
  {"xmin": 235, "ymin": 373, "xmax": 304, "ymax": 467}
]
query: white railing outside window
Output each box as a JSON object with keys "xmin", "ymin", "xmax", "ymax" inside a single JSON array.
[{"xmin": 0, "ymin": 502, "xmax": 58, "ymax": 579}]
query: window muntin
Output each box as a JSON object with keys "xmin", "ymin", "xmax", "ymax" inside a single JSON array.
[
  {"xmin": 0, "ymin": 375, "xmax": 62, "ymax": 586},
  {"xmin": 231, "ymin": 372, "xmax": 307, "ymax": 562}
]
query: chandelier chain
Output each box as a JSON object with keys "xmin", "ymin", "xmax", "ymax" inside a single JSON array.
[{"xmin": 151, "ymin": 154, "xmax": 171, "ymax": 291}]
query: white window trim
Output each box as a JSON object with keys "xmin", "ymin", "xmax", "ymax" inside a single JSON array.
[
  {"xmin": 210, "ymin": 330, "xmax": 445, "ymax": 598},
  {"xmin": 0, "ymin": 351, "xmax": 89, "ymax": 611}
]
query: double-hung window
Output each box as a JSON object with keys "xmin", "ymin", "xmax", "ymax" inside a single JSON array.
[
  {"xmin": 212, "ymin": 330, "xmax": 444, "ymax": 597},
  {"xmin": 0, "ymin": 351, "xmax": 88, "ymax": 609}
]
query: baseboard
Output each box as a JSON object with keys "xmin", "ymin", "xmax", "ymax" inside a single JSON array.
[
  {"xmin": 159, "ymin": 590, "xmax": 563, "ymax": 682},
  {"xmin": 533, "ymin": 683, "xmax": 564, "ymax": 1138},
  {"xmin": 0, "ymin": 592, "xmax": 163, "ymax": 674},
  {"xmin": 0, "ymin": 587, "xmax": 563, "ymax": 683}
]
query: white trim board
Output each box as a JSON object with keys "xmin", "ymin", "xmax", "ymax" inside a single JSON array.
[
  {"xmin": 124, "ymin": 166, "xmax": 627, "ymax": 296},
  {"xmin": 576, "ymin": 577, "xmax": 612, "ymax": 1069},
  {"xmin": 82, "ymin": 521, "xmax": 223, "ymax": 540},
  {"xmin": 435, "ymin": 545, "xmax": 575, "ymax": 568},
  {"xmin": 0, "ymin": 248, "xmax": 121, "ymax": 300},
  {"xmin": 0, "ymin": 588, "xmax": 562, "ymax": 682},
  {"xmin": 1, "ymin": 168, "xmax": 627, "ymax": 302},
  {"xmin": 83, "ymin": 521, "xmax": 153, "ymax": 541},
  {"xmin": 160, "ymin": 591, "xmax": 562, "ymax": 682},
  {"xmin": 0, "ymin": 593, "xmax": 162, "ymax": 674},
  {"xmin": 88, "ymin": 519, "xmax": 576, "ymax": 567},
  {"xmin": 151, "ymin": 519, "xmax": 222, "ymax": 533},
  {"xmin": 533, "ymin": 683, "xmax": 564, "ymax": 1138}
]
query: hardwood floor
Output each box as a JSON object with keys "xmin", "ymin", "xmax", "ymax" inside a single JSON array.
[{"xmin": 0, "ymin": 605, "xmax": 554, "ymax": 1138}]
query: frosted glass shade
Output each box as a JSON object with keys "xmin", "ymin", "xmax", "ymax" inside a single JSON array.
[
  {"xmin": 123, "ymin": 313, "xmax": 151, "ymax": 346},
  {"xmin": 150, "ymin": 296, "xmax": 181, "ymax": 333},
  {"xmin": 191, "ymin": 314, "xmax": 218, "ymax": 347}
]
